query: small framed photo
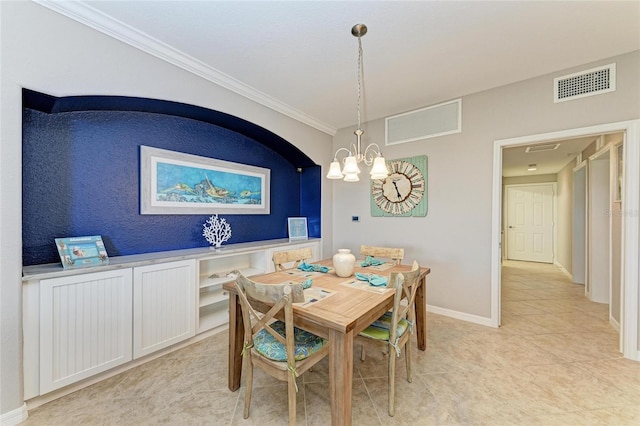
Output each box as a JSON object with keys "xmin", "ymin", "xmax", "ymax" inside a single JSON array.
[
  {"xmin": 55, "ymin": 235, "xmax": 109, "ymax": 269},
  {"xmin": 287, "ymin": 217, "xmax": 308, "ymax": 241}
]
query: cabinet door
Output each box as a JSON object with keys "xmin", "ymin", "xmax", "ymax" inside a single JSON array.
[
  {"xmin": 133, "ymin": 259, "xmax": 196, "ymax": 358},
  {"xmin": 40, "ymin": 269, "xmax": 133, "ymax": 394}
]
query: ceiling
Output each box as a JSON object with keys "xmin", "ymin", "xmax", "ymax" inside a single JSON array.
[
  {"xmin": 502, "ymin": 136, "xmax": 598, "ymax": 178},
  {"xmin": 38, "ymin": 1, "xmax": 639, "ymax": 175}
]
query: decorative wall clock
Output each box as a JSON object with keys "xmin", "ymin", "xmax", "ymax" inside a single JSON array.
[{"xmin": 370, "ymin": 155, "xmax": 428, "ymax": 217}]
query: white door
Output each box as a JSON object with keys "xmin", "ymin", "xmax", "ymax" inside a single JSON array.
[{"xmin": 506, "ymin": 184, "xmax": 554, "ymax": 263}]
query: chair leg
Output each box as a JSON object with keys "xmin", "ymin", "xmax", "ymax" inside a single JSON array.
[
  {"xmin": 360, "ymin": 344, "xmax": 366, "ymax": 361},
  {"xmin": 388, "ymin": 349, "xmax": 396, "ymax": 417},
  {"xmin": 405, "ymin": 341, "xmax": 412, "ymax": 383},
  {"xmin": 244, "ymin": 359, "xmax": 253, "ymax": 419},
  {"xmin": 287, "ymin": 374, "xmax": 297, "ymax": 426}
]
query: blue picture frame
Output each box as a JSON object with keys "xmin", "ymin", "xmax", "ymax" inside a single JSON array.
[
  {"xmin": 55, "ymin": 235, "xmax": 109, "ymax": 269},
  {"xmin": 140, "ymin": 146, "xmax": 270, "ymax": 215}
]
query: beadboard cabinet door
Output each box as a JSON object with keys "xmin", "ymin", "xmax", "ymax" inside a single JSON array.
[
  {"xmin": 133, "ymin": 259, "xmax": 196, "ymax": 358},
  {"xmin": 39, "ymin": 269, "xmax": 133, "ymax": 394}
]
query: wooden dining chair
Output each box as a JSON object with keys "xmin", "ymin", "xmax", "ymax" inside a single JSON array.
[
  {"xmin": 232, "ymin": 271, "xmax": 329, "ymax": 425},
  {"xmin": 359, "ymin": 245, "xmax": 404, "ymax": 265},
  {"xmin": 272, "ymin": 247, "xmax": 313, "ymax": 271},
  {"xmin": 355, "ymin": 261, "xmax": 421, "ymax": 416}
]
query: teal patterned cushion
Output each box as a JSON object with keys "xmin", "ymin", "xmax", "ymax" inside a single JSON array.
[
  {"xmin": 254, "ymin": 321, "xmax": 328, "ymax": 361},
  {"xmin": 358, "ymin": 311, "xmax": 409, "ymax": 341}
]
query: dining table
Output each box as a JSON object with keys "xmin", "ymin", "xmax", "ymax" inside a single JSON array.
[{"xmin": 223, "ymin": 257, "xmax": 431, "ymax": 426}]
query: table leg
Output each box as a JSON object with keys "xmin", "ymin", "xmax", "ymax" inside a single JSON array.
[
  {"xmin": 329, "ymin": 328, "xmax": 353, "ymax": 426},
  {"xmin": 228, "ymin": 292, "xmax": 244, "ymax": 391},
  {"xmin": 415, "ymin": 276, "xmax": 427, "ymax": 351}
]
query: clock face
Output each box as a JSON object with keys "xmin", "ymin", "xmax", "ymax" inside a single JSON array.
[{"xmin": 371, "ymin": 159, "xmax": 425, "ymax": 215}]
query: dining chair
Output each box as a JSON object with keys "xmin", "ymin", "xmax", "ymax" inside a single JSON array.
[
  {"xmin": 272, "ymin": 247, "xmax": 313, "ymax": 271},
  {"xmin": 232, "ymin": 271, "xmax": 329, "ymax": 425},
  {"xmin": 359, "ymin": 245, "xmax": 404, "ymax": 265},
  {"xmin": 355, "ymin": 261, "xmax": 421, "ymax": 416}
]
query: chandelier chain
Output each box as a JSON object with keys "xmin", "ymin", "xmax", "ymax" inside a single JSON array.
[{"xmin": 356, "ymin": 35, "xmax": 363, "ymax": 131}]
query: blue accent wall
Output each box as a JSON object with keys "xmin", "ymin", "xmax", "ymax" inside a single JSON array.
[{"xmin": 22, "ymin": 91, "xmax": 321, "ymax": 266}]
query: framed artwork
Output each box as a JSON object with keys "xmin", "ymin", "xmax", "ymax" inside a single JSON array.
[
  {"xmin": 140, "ymin": 146, "xmax": 270, "ymax": 215},
  {"xmin": 288, "ymin": 217, "xmax": 308, "ymax": 241}
]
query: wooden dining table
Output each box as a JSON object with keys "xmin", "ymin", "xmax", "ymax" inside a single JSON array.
[{"xmin": 223, "ymin": 258, "xmax": 430, "ymax": 425}]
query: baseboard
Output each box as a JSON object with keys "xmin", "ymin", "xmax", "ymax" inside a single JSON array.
[
  {"xmin": 554, "ymin": 261, "xmax": 573, "ymax": 280},
  {"xmin": 610, "ymin": 315, "xmax": 621, "ymax": 333},
  {"xmin": 427, "ymin": 304, "xmax": 496, "ymax": 328},
  {"xmin": 0, "ymin": 403, "xmax": 28, "ymax": 426}
]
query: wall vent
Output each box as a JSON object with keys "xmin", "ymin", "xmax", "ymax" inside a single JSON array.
[
  {"xmin": 525, "ymin": 144, "xmax": 560, "ymax": 153},
  {"xmin": 554, "ymin": 63, "xmax": 616, "ymax": 103},
  {"xmin": 385, "ymin": 99, "xmax": 461, "ymax": 145}
]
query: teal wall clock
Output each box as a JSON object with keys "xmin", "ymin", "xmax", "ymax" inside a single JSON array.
[{"xmin": 370, "ymin": 155, "xmax": 428, "ymax": 217}]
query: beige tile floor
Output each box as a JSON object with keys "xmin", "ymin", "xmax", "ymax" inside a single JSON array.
[{"xmin": 23, "ymin": 260, "xmax": 640, "ymax": 425}]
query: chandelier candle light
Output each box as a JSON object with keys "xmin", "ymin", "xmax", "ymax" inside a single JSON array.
[{"xmin": 326, "ymin": 24, "xmax": 390, "ymax": 182}]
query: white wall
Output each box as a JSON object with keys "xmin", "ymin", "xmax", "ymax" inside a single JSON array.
[
  {"xmin": 556, "ymin": 160, "xmax": 575, "ymax": 275},
  {"xmin": 0, "ymin": 2, "xmax": 333, "ymax": 417},
  {"xmin": 331, "ymin": 50, "xmax": 640, "ymax": 320}
]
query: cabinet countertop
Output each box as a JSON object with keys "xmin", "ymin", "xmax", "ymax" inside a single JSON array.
[{"xmin": 23, "ymin": 238, "xmax": 321, "ymax": 281}]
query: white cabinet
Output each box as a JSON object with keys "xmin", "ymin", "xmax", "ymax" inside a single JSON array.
[
  {"xmin": 133, "ymin": 260, "xmax": 196, "ymax": 358},
  {"xmin": 38, "ymin": 269, "xmax": 133, "ymax": 394},
  {"xmin": 23, "ymin": 238, "xmax": 321, "ymax": 399}
]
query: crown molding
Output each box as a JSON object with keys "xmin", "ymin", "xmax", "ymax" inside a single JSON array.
[{"xmin": 33, "ymin": 0, "xmax": 337, "ymax": 135}]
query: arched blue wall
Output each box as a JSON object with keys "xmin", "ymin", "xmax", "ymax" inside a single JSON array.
[{"xmin": 22, "ymin": 90, "xmax": 321, "ymax": 266}]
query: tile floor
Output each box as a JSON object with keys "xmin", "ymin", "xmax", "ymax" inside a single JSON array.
[{"xmin": 22, "ymin": 260, "xmax": 640, "ymax": 425}]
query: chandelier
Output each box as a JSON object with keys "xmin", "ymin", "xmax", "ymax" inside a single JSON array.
[{"xmin": 326, "ymin": 24, "xmax": 389, "ymax": 182}]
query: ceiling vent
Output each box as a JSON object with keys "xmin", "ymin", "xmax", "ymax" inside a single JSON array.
[
  {"xmin": 554, "ymin": 63, "xmax": 616, "ymax": 103},
  {"xmin": 525, "ymin": 143, "xmax": 560, "ymax": 153},
  {"xmin": 385, "ymin": 99, "xmax": 461, "ymax": 145}
]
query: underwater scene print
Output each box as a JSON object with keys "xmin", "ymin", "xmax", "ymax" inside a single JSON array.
[{"xmin": 155, "ymin": 161, "xmax": 263, "ymax": 206}]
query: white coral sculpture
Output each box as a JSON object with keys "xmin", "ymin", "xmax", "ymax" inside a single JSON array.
[{"xmin": 202, "ymin": 214, "xmax": 232, "ymax": 249}]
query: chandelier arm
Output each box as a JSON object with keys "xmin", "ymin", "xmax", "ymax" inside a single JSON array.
[
  {"xmin": 332, "ymin": 147, "xmax": 352, "ymax": 161},
  {"xmin": 362, "ymin": 143, "xmax": 384, "ymax": 166}
]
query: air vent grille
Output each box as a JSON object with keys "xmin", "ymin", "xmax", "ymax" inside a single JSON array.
[
  {"xmin": 525, "ymin": 144, "xmax": 560, "ymax": 153},
  {"xmin": 385, "ymin": 99, "xmax": 461, "ymax": 145},
  {"xmin": 554, "ymin": 63, "xmax": 615, "ymax": 103}
]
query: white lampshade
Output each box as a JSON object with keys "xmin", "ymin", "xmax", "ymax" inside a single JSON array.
[
  {"xmin": 343, "ymin": 172, "xmax": 360, "ymax": 182},
  {"xmin": 341, "ymin": 156, "xmax": 361, "ymax": 175},
  {"xmin": 369, "ymin": 156, "xmax": 390, "ymax": 179},
  {"xmin": 326, "ymin": 160, "xmax": 344, "ymax": 179}
]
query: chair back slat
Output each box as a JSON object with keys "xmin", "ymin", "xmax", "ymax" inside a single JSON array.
[
  {"xmin": 388, "ymin": 261, "xmax": 421, "ymax": 343},
  {"xmin": 273, "ymin": 247, "xmax": 313, "ymax": 271},
  {"xmin": 359, "ymin": 245, "xmax": 404, "ymax": 265}
]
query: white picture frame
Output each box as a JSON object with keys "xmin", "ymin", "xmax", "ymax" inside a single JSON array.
[
  {"xmin": 140, "ymin": 146, "xmax": 270, "ymax": 215},
  {"xmin": 287, "ymin": 217, "xmax": 308, "ymax": 241}
]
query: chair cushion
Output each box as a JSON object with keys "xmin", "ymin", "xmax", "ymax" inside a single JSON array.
[
  {"xmin": 254, "ymin": 320, "xmax": 327, "ymax": 362},
  {"xmin": 358, "ymin": 311, "xmax": 409, "ymax": 341}
]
